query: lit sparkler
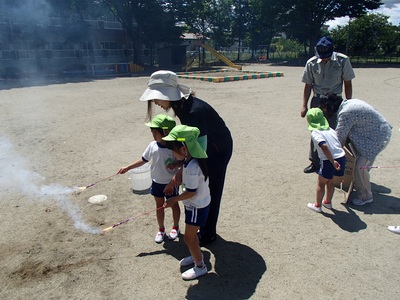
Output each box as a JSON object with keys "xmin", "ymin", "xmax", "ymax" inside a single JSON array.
[
  {"xmin": 78, "ymin": 173, "xmax": 118, "ymax": 190},
  {"xmin": 102, "ymin": 206, "xmax": 164, "ymax": 232}
]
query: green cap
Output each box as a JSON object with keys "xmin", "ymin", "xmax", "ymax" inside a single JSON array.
[
  {"xmin": 306, "ymin": 108, "xmax": 329, "ymax": 131},
  {"xmin": 145, "ymin": 114, "xmax": 176, "ymax": 130},
  {"xmin": 162, "ymin": 125, "xmax": 208, "ymax": 159}
]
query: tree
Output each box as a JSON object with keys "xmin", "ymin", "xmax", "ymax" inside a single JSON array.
[
  {"xmin": 246, "ymin": 0, "xmax": 285, "ymax": 59},
  {"xmin": 331, "ymin": 13, "xmax": 400, "ymax": 56},
  {"xmin": 167, "ymin": 0, "xmax": 235, "ymax": 65},
  {"xmin": 99, "ymin": 0, "xmax": 183, "ymax": 65},
  {"xmin": 276, "ymin": 0, "xmax": 383, "ymax": 57}
]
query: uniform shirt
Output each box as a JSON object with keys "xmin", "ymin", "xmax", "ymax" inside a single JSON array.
[
  {"xmin": 302, "ymin": 52, "xmax": 355, "ymax": 95},
  {"xmin": 336, "ymin": 99, "xmax": 392, "ymax": 161},
  {"xmin": 182, "ymin": 158, "xmax": 210, "ymax": 209},
  {"xmin": 142, "ymin": 141, "xmax": 178, "ymax": 184},
  {"xmin": 311, "ymin": 128, "xmax": 345, "ymax": 161}
]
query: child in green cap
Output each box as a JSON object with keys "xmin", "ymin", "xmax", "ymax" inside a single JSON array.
[
  {"xmin": 118, "ymin": 114, "xmax": 181, "ymax": 243},
  {"xmin": 306, "ymin": 108, "xmax": 346, "ymax": 213},
  {"xmin": 162, "ymin": 124, "xmax": 210, "ymax": 280}
]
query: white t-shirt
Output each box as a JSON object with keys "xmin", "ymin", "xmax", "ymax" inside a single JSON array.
[
  {"xmin": 142, "ymin": 141, "xmax": 178, "ymax": 184},
  {"xmin": 311, "ymin": 128, "xmax": 345, "ymax": 161},
  {"xmin": 182, "ymin": 158, "xmax": 210, "ymax": 208}
]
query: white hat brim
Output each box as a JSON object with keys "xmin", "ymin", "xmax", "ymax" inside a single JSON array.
[{"xmin": 140, "ymin": 84, "xmax": 191, "ymax": 101}]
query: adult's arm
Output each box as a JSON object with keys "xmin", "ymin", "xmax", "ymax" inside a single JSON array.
[
  {"xmin": 335, "ymin": 112, "xmax": 353, "ymax": 146},
  {"xmin": 344, "ymin": 80, "xmax": 352, "ymax": 99},
  {"xmin": 301, "ymin": 83, "xmax": 313, "ymax": 118}
]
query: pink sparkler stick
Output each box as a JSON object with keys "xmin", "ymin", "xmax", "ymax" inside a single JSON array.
[
  {"xmin": 102, "ymin": 206, "xmax": 164, "ymax": 232},
  {"xmin": 360, "ymin": 166, "xmax": 400, "ymax": 169},
  {"xmin": 78, "ymin": 173, "xmax": 119, "ymax": 190}
]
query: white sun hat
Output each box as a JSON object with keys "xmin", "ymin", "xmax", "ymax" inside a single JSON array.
[{"xmin": 139, "ymin": 70, "xmax": 191, "ymax": 101}]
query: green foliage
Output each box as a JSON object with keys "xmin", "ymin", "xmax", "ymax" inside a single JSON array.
[
  {"xmin": 330, "ymin": 13, "xmax": 400, "ymax": 56},
  {"xmin": 275, "ymin": 0, "xmax": 383, "ymax": 57}
]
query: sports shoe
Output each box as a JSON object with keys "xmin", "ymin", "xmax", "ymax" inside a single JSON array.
[
  {"xmin": 179, "ymin": 256, "xmax": 194, "ymax": 267},
  {"xmin": 388, "ymin": 226, "xmax": 400, "ymax": 234},
  {"xmin": 352, "ymin": 198, "xmax": 373, "ymax": 206},
  {"xmin": 181, "ymin": 265, "xmax": 207, "ymax": 280},
  {"xmin": 307, "ymin": 203, "xmax": 322, "ymax": 213},
  {"xmin": 180, "ymin": 254, "xmax": 203, "ymax": 267},
  {"xmin": 322, "ymin": 200, "xmax": 332, "ymax": 209},
  {"xmin": 155, "ymin": 231, "xmax": 165, "ymax": 243},
  {"xmin": 168, "ymin": 227, "xmax": 180, "ymax": 240}
]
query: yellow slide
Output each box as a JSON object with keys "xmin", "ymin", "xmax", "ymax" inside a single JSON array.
[
  {"xmin": 183, "ymin": 55, "xmax": 197, "ymax": 71},
  {"xmin": 201, "ymin": 43, "xmax": 242, "ymax": 70}
]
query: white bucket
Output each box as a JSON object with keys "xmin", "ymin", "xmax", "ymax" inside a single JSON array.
[{"xmin": 127, "ymin": 163, "xmax": 152, "ymax": 194}]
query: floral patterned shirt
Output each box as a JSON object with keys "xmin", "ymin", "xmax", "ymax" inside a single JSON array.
[{"xmin": 336, "ymin": 99, "xmax": 392, "ymax": 160}]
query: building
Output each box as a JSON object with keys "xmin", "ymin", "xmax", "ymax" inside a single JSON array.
[{"xmin": 0, "ymin": 11, "xmax": 136, "ymax": 77}]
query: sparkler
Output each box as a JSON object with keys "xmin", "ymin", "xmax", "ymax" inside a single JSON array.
[
  {"xmin": 78, "ymin": 173, "xmax": 119, "ymax": 191},
  {"xmin": 102, "ymin": 206, "xmax": 164, "ymax": 232},
  {"xmin": 360, "ymin": 165, "xmax": 400, "ymax": 169}
]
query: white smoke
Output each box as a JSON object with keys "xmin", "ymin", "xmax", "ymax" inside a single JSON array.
[{"xmin": 0, "ymin": 136, "xmax": 100, "ymax": 234}]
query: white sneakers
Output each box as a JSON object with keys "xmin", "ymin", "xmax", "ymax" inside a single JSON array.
[
  {"xmin": 307, "ymin": 203, "xmax": 322, "ymax": 213},
  {"xmin": 169, "ymin": 228, "xmax": 180, "ymax": 240},
  {"xmin": 388, "ymin": 226, "xmax": 400, "ymax": 234},
  {"xmin": 155, "ymin": 227, "xmax": 180, "ymax": 243},
  {"xmin": 182, "ymin": 265, "xmax": 207, "ymax": 280},
  {"xmin": 322, "ymin": 200, "xmax": 332, "ymax": 209},
  {"xmin": 179, "ymin": 256, "xmax": 194, "ymax": 267},
  {"xmin": 155, "ymin": 231, "xmax": 165, "ymax": 243},
  {"xmin": 179, "ymin": 255, "xmax": 207, "ymax": 280}
]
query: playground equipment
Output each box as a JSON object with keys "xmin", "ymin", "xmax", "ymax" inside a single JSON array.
[
  {"xmin": 183, "ymin": 52, "xmax": 198, "ymax": 71},
  {"xmin": 201, "ymin": 43, "xmax": 242, "ymax": 70},
  {"xmin": 184, "ymin": 43, "xmax": 242, "ymax": 71}
]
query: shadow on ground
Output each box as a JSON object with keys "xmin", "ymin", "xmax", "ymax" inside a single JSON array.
[
  {"xmin": 350, "ymin": 182, "xmax": 400, "ymax": 215},
  {"xmin": 322, "ymin": 182, "xmax": 400, "ymax": 232},
  {"xmin": 137, "ymin": 235, "xmax": 267, "ymax": 300}
]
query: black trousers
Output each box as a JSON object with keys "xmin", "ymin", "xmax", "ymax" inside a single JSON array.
[{"xmin": 200, "ymin": 133, "xmax": 233, "ymax": 241}]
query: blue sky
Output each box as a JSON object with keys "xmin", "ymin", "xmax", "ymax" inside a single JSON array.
[{"xmin": 326, "ymin": 1, "xmax": 400, "ymax": 28}]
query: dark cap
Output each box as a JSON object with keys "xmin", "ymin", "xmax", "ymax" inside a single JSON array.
[{"xmin": 316, "ymin": 36, "xmax": 333, "ymax": 59}]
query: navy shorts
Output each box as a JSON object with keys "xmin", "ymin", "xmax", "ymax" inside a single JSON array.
[
  {"xmin": 185, "ymin": 205, "xmax": 210, "ymax": 227},
  {"xmin": 151, "ymin": 181, "xmax": 178, "ymax": 199},
  {"xmin": 318, "ymin": 156, "xmax": 346, "ymax": 180}
]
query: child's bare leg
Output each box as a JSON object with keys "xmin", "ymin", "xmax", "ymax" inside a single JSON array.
[
  {"xmin": 325, "ymin": 179, "xmax": 334, "ymax": 203},
  {"xmin": 154, "ymin": 196, "xmax": 165, "ymax": 229},
  {"xmin": 316, "ymin": 176, "xmax": 328, "ymax": 206},
  {"xmin": 171, "ymin": 202, "xmax": 180, "ymax": 228},
  {"xmin": 184, "ymin": 224, "xmax": 202, "ymax": 264}
]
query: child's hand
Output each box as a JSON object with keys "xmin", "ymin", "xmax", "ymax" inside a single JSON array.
[
  {"xmin": 164, "ymin": 197, "xmax": 176, "ymax": 208},
  {"xmin": 333, "ymin": 161, "xmax": 341, "ymax": 171},
  {"xmin": 166, "ymin": 162, "xmax": 176, "ymax": 170},
  {"xmin": 163, "ymin": 182, "xmax": 175, "ymax": 195},
  {"xmin": 118, "ymin": 167, "xmax": 128, "ymax": 174}
]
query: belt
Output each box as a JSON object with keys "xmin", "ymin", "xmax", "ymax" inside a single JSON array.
[{"xmin": 314, "ymin": 93, "xmax": 341, "ymax": 98}]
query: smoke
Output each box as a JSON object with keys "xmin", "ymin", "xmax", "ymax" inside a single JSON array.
[
  {"xmin": 0, "ymin": 136, "xmax": 101, "ymax": 234},
  {"xmin": 2, "ymin": 0, "xmax": 53, "ymax": 24}
]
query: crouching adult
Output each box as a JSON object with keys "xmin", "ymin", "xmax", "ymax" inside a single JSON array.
[{"xmin": 319, "ymin": 94, "xmax": 392, "ymax": 206}]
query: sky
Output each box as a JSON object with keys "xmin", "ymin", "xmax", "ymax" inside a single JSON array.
[{"xmin": 326, "ymin": 1, "xmax": 400, "ymax": 29}]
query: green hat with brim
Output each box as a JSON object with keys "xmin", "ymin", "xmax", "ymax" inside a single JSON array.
[
  {"xmin": 145, "ymin": 114, "xmax": 176, "ymax": 130},
  {"xmin": 162, "ymin": 125, "xmax": 208, "ymax": 159},
  {"xmin": 306, "ymin": 108, "xmax": 329, "ymax": 130}
]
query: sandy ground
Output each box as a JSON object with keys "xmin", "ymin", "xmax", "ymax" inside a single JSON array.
[{"xmin": 0, "ymin": 64, "xmax": 399, "ymax": 300}]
